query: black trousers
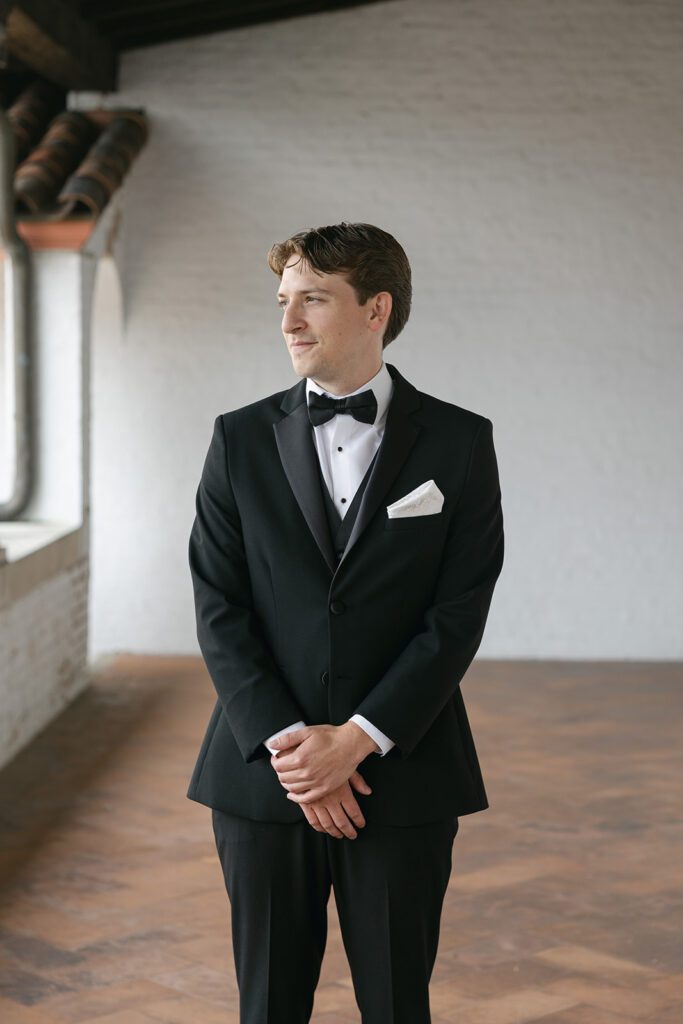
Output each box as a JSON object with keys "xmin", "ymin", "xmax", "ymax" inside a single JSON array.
[{"xmin": 211, "ymin": 808, "xmax": 459, "ymax": 1024}]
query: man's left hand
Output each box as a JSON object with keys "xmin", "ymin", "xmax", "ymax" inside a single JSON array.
[{"xmin": 269, "ymin": 722, "xmax": 379, "ymax": 803}]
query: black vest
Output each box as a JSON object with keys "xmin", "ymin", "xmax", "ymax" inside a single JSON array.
[{"xmin": 316, "ymin": 444, "xmax": 379, "ymax": 564}]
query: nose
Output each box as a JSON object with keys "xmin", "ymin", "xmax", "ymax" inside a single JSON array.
[{"xmin": 281, "ymin": 301, "xmax": 305, "ymax": 335}]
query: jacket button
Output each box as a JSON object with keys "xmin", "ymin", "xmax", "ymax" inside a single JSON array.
[
  {"xmin": 330, "ymin": 600, "xmax": 346, "ymax": 614},
  {"xmin": 321, "ymin": 670, "xmax": 329, "ymax": 685}
]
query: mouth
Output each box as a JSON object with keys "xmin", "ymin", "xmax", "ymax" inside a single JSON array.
[{"xmin": 290, "ymin": 341, "xmax": 316, "ymax": 351}]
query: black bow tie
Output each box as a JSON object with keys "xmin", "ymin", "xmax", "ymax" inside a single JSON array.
[{"xmin": 307, "ymin": 389, "xmax": 378, "ymax": 427}]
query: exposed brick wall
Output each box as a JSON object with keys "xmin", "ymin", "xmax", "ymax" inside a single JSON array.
[{"xmin": 0, "ymin": 559, "xmax": 89, "ymax": 772}]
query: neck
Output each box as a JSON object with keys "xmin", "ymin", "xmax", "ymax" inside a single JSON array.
[{"xmin": 312, "ymin": 359, "xmax": 382, "ymax": 397}]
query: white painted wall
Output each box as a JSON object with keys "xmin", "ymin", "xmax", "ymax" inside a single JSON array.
[
  {"xmin": 75, "ymin": 0, "xmax": 682, "ymax": 660},
  {"xmin": 0, "ymin": 250, "xmax": 96, "ymax": 770}
]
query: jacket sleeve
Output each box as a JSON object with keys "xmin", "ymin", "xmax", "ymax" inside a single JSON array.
[
  {"xmin": 351, "ymin": 416, "xmax": 504, "ymax": 759},
  {"xmin": 189, "ymin": 414, "xmax": 307, "ymax": 763}
]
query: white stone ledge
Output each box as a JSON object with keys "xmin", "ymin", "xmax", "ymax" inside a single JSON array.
[{"xmin": 0, "ymin": 522, "xmax": 87, "ymax": 609}]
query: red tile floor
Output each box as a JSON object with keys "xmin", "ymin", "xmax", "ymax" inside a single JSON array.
[{"xmin": 0, "ymin": 656, "xmax": 681, "ymax": 1022}]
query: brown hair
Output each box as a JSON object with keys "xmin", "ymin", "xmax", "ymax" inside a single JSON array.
[{"xmin": 267, "ymin": 222, "xmax": 412, "ymax": 347}]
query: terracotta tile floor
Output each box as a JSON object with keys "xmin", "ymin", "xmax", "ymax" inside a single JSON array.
[{"xmin": 0, "ymin": 656, "xmax": 681, "ymax": 1023}]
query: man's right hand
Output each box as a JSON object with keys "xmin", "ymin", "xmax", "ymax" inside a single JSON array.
[{"xmin": 299, "ymin": 771, "xmax": 371, "ymax": 839}]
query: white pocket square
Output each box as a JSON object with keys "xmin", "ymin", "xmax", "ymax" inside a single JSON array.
[{"xmin": 386, "ymin": 479, "xmax": 445, "ymax": 518}]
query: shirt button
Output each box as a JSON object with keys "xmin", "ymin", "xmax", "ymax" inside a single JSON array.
[
  {"xmin": 337, "ymin": 446, "xmax": 343, "ymax": 451},
  {"xmin": 330, "ymin": 600, "xmax": 346, "ymax": 615},
  {"xmin": 340, "ymin": 497, "xmax": 347, "ymax": 504}
]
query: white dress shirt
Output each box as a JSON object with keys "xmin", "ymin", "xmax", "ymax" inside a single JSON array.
[{"xmin": 264, "ymin": 361, "xmax": 396, "ymax": 758}]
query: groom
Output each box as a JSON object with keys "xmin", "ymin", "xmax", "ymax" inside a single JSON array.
[{"xmin": 187, "ymin": 222, "xmax": 504, "ymax": 1023}]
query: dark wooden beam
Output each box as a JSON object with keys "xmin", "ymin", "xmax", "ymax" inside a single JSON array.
[
  {"xmin": 79, "ymin": 0, "xmax": 392, "ymax": 52},
  {"xmin": 0, "ymin": 0, "xmax": 117, "ymax": 90}
]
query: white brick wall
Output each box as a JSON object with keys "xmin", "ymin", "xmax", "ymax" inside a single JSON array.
[
  {"xmin": 0, "ymin": 243, "xmax": 101, "ymax": 771},
  {"xmin": 0, "ymin": 558, "xmax": 89, "ymax": 769},
  {"xmin": 66, "ymin": 0, "xmax": 681, "ymax": 659}
]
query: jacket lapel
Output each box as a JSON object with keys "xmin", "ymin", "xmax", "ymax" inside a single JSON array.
[
  {"xmin": 273, "ymin": 362, "xmax": 422, "ymax": 576},
  {"xmin": 273, "ymin": 388, "xmax": 337, "ymax": 573}
]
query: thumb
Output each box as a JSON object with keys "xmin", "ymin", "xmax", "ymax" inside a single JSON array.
[
  {"xmin": 349, "ymin": 770, "xmax": 372, "ymax": 794},
  {"xmin": 271, "ymin": 728, "xmax": 308, "ymax": 748}
]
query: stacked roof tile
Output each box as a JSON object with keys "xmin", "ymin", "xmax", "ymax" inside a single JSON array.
[{"xmin": 2, "ymin": 79, "xmax": 148, "ymax": 221}]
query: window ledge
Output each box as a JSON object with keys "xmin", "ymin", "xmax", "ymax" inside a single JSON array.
[{"xmin": 0, "ymin": 522, "xmax": 87, "ymax": 609}]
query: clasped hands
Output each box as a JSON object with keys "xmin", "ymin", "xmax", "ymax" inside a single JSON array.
[{"xmin": 269, "ymin": 721, "xmax": 378, "ymax": 840}]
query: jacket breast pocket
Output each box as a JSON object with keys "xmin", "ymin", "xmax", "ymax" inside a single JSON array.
[{"xmin": 383, "ymin": 513, "xmax": 444, "ymax": 531}]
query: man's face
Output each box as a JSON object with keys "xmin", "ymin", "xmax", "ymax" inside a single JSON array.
[{"xmin": 277, "ymin": 256, "xmax": 386, "ymax": 384}]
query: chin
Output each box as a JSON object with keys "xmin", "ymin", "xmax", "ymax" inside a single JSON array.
[{"xmin": 292, "ymin": 351, "xmax": 319, "ymax": 368}]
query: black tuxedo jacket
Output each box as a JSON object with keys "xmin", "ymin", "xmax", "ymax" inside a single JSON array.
[{"xmin": 186, "ymin": 361, "xmax": 504, "ymax": 826}]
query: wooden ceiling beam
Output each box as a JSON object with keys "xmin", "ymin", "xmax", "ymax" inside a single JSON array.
[
  {"xmin": 79, "ymin": 0, "xmax": 385, "ymax": 52},
  {"xmin": 0, "ymin": 0, "xmax": 117, "ymax": 91},
  {"xmin": 81, "ymin": 0, "xmax": 365, "ymax": 22}
]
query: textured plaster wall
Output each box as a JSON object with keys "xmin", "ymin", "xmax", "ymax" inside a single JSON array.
[{"xmin": 73, "ymin": 0, "xmax": 682, "ymax": 659}]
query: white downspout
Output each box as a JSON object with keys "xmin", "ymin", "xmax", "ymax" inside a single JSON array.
[{"xmin": 0, "ymin": 108, "xmax": 33, "ymax": 520}]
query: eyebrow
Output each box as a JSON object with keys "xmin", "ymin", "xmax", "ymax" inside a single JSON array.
[{"xmin": 276, "ymin": 287, "xmax": 334, "ymax": 298}]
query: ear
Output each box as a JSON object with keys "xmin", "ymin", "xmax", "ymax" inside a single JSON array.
[{"xmin": 368, "ymin": 291, "xmax": 392, "ymax": 334}]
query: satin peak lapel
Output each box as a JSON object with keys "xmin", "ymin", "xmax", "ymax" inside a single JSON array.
[{"xmin": 273, "ymin": 386, "xmax": 337, "ymax": 573}]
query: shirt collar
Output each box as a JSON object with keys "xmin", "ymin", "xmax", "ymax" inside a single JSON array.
[{"xmin": 306, "ymin": 360, "xmax": 393, "ymax": 427}]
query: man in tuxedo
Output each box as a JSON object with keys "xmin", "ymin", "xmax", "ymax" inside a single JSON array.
[{"xmin": 187, "ymin": 221, "xmax": 504, "ymax": 1023}]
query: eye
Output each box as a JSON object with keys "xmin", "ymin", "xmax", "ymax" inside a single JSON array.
[{"xmin": 277, "ymin": 295, "xmax": 320, "ymax": 309}]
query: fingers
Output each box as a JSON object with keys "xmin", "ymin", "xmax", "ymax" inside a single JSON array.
[
  {"xmin": 285, "ymin": 772, "xmax": 372, "ymax": 805},
  {"xmin": 316, "ymin": 806, "xmax": 356, "ymax": 839},
  {"xmin": 302, "ymin": 785, "xmax": 367, "ymax": 840},
  {"xmin": 273, "ymin": 766, "xmax": 314, "ymax": 791},
  {"xmin": 275, "ymin": 763, "xmax": 331, "ymax": 795},
  {"xmin": 300, "ymin": 804, "xmax": 344, "ymax": 839},
  {"xmin": 300, "ymin": 802, "xmax": 348, "ymax": 839},
  {"xmin": 270, "ymin": 751, "xmax": 303, "ymax": 771},
  {"xmin": 340, "ymin": 794, "xmax": 366, "ymax": 831},
  {"xmin": 269, "ymin": 729, "xmax": 310, "ymax": 752},
  {"xmin": 348, "ymin": 770, "xmax": 373, "ymax": 795},
  {"xmin": 301, "ymin": 805, "xmax": 325, "ymax": 833},
  {"xmin": 287, "ymin": 788, "xmax": 324, "ymax": 804},
  {"xmin": 286, "ymin": 782, "xmax": 316, "ymax": 794},
  {"xmin": 279, "ymin": 777, "xmax": 325, "ymax": 799}
]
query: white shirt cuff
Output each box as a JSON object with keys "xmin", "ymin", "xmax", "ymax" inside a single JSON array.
[
  {"xmin": 350, "ymin": 714, "xmax": 395, "ymax": 756},
  {"xmin": 264, "ymin": 720, "xmax": 306, "ymax": 755}
]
